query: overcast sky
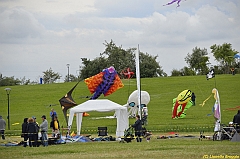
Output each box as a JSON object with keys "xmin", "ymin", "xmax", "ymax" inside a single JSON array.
[{"xmin": 0, "ymin": 0, "xmax": 239, "ymax": 82}]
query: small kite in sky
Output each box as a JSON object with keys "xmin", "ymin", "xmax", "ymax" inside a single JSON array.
[
  {"xmin": 163, "ymin": 0, "xmax": 182, "ymax": 7},
  {"xmin": 121, "ymin": 67, "xmax": 134, "ymax": 79}
]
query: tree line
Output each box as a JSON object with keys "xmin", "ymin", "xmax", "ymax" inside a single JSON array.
[{"xmin": 0, "ymin": 40, "xmax": 239, "ymax": 86}]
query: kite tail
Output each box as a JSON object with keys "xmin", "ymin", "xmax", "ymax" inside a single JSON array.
[{"xmin": 199, "ymin": 94, "xmax": 212, "ymax": 107}]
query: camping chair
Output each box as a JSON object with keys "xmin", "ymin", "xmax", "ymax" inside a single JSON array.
[{"xmin": 98, "ymin": 127, "xmax": 108, "ymax": 137}]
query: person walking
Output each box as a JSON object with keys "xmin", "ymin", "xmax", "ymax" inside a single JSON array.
[
  {"xmin": 0, "ymin": 115, "xmax": 6, "ymax": 140},
  {"xmin": 131, "ymin": 115, "xmax": 142, "ymax": 142},
  {"xmin": 40, "ymin": 115, "xmax": 48, "ymax": 146}
]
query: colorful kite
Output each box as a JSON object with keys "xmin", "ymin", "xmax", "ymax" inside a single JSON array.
[
  {"xmin": 121, "ymin": 67, "xmax": 134, "ymax": 79},
  {"xmin": 234, "ymin": 53, "xmax": 240, "ymax": 59},
  {"xmin": 172, "ymin": 90, "xmax": 192, "ymax": 119},
  {"xmin": 172, "ymin": 98, "xmax": 193, "ymax": 118},
  {"xmin": 163, "ymin": 0, "xmax": 182, "ymax": 7},
  {"xmin": 84, "ymin": 66, "xmax": 124, "ymax": 99},
  {"xmin": 59, "ymin": 81, "xmax": 79, "ymax": 125}
]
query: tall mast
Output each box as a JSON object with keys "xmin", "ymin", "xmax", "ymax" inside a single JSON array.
[{"xmin": 136, "ymin": 44, "xmax": 142, "ymax": 119}]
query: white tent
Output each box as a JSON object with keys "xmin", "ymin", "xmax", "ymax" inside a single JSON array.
[{"xmin": 68, "ymin": 99, "xmax": 129, "ymax": 137}]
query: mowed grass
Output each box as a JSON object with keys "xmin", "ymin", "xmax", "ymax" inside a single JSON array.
[
  {"xmin": 0, "ymin": 137, "xmax": 239, "ymax": 159},
  {"xmin": 0, "ymin": 74, "xmax": 239, "ymax": 158}
]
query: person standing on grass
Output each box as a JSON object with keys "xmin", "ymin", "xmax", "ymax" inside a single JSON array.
[
  {"xmin": 27, "ymin": 118, "xmax": 38, "ymax": 147},
  {"xmin": 40, "ymin": 115, "xmax": 48, "ymax": 146},
  {"xmin": 233, "ymin": 110, "xmax": 240, "ymax": 129},
  {"xmin": 50, "ymin": 109, "xmax": 57, "ymax": 121},
  {"xmin": 0, "ymin": 115, "xmax": 6, "ymax": 140},
  {"xmin": 32, "ymin": 116, "xmax": 40, "ymax": 147},
  {"xmin": 131, "ymin": 115, "xmax": 142, "ymax": 142},
  {"xmin": 52, "ymin": 116, "xmax": 60, "ymax": 138},
  {"xmin": 191, "ymin": 92, "xmax": 196, "ymax": 106},
  {"xmin": 21, "ymin": 118, "xmax": 28, "ymax": 147}
]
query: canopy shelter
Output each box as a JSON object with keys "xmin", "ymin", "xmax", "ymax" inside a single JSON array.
[{"xmin": 68, "ymin": 99, "xmax": 129, "ymax": 137}]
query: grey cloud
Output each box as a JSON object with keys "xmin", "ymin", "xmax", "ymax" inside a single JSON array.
[{"xmin": 0, "ymin": 7, "xmax": 45, "ymax": 43}]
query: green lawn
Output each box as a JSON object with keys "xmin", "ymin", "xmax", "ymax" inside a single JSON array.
[
  {"xmin": 1, "ymin": 74, "xmax": 239, "ymax": 134},
  {"xmin": 0, "ymin": 136, "xmax": 239, "ymax": 159},
  {"xmin": 0, "ymin": 74, "xmax": 239, "ymax": 158}
]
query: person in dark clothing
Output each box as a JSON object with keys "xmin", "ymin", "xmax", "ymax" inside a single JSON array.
[
  {"xmin": 233, "ymin": 110, "xmax": 240, "ymax": 129},
  {"xmin": 21, "ymin": 118, "xmax": 28, "ymax": 147},
  {"xmin": 131, "ymin": 115, "xmax": 142, "ymax": 142},
  {"xmin": 191, "ymin": 92, "xmax": 196, "ymax": 106},
  {"xmin": 32, "ymin": 116, "xmax": 40, "ymax": 147},
  {"xmin": 0, "ymin": 115, "xmax": 6, "ymax": 140},
  {"xmin": 27, "ymin": 118, "xmax": 37, "ymax": 147}
]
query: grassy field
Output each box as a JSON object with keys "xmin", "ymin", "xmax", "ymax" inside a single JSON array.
[
  {"xmin": 0, "ymin": 136, "xmax": 239, "ymax": 159},
  {"xmin": 0, "ymin": 74, "xmax": 239, "ymax": 158}
]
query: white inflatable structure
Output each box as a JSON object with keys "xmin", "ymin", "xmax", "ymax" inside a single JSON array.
[{"xmin": 123, "ymin": 90, "xmax": 150, "ymax": 117}]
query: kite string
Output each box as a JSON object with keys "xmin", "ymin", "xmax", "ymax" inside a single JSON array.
[
  {"xmin": 127, "ymin": 78, "xmax": 131, "ymax": 103},
  {"xmin": 192, "ymin": 76, "xmax": 205, "ymax": 102}
]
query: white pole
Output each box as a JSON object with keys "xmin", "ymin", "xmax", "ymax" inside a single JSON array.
[{"xmin": 136, "ymin": 44, "xmax": 142, "ymax": 119}]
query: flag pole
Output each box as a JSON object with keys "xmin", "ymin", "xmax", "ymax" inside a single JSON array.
[{"xmin": 136, "ymin": 44, "xmax": 142, "ymax": 119}]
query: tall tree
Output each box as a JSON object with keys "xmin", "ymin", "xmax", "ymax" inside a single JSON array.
[
  {"xmin": 185, "ymin": 47, "xmax": 209, "ymax": 75},
  {"xmin": 80, "ymin": 57, "xmax": 108, "ymax": 79},
  {"xmin": 64, "ymin": 74, "xmax": 79, "ymax": 82},
  {"xmin": 101, "ymin": 40, "xmax": 136, "ymax": 73},
  {"xmin": 210, "ymin": 43, "xmax": 238, "ymax": 74},
  {"xmin": 42, "ymin": 68, "xmax": 61, "ymax": 84},
  {"xmin": 79, "ymin": 40, "xmax": 165, "ymax": 78},
  {"xmin": 139, "ymin": 52, "xmax": 164, "ymax": 77}
]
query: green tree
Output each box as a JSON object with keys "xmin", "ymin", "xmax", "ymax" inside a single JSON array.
[
  {"xmin": 80, "ymin": 57, "xmax": 108, "ymax": 79},
  {"xmin": 79, "ymin": 40, "xmax": 165, "ymax": 78},
  {"xmin": 210, "ymin": 43, "xmax": 239, "ymax": 74},
  {"xmin": 64, "ymin": 74, "xmax": 79, "ymax": 82},
  {"xmin": 139, "ymin": 52, "xmax": 164, "ymax": 77},
  {"xmin": 42, "ymin": 68, "xmax": 61, "ymax": 84},
  {"xmin": 0, "ymin": 76, "xmax": 21, "ymax": 86},
  {"xmin": 19, "ymin": 76, "xmax": 30, "ymax": 85},
  {"xmin": 185, "ymin": 47, "xmax": 209, "ymax": 75},
  {"xmin": 180, "ymin": 67, "xmax": 196, "ymax": 76},
  {"xmin": 171, "ymin": 67, "xmax": 195, "ymax": 76},
  {"xmin": 171, "ymin": 69, "xmax": 182, "ymax": 76},
  {"xmin": 101, "ymin": 40, "xmax": 136, "ymax": 73}
]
